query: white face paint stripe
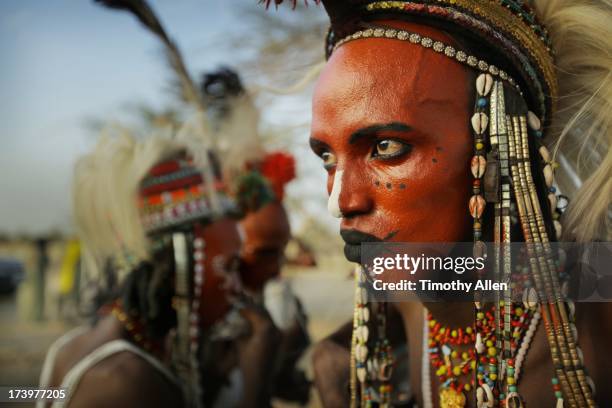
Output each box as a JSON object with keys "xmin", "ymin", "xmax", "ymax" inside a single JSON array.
[
  {"xmin": 327, "ymin": 169, "xmax": 344, "ymax": 218},
  {"xmin": 237, "ymin": 224, "xmax": 246, "ymax": 244}
]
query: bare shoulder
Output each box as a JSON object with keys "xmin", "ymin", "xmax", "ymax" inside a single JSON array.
[
  {"xmin": 67, "ymin": 350, "xmax": 183, "ymax": 408},
  {"xmin": 50, "ymin": 329, "xmax": 97, "ymax": 387}
]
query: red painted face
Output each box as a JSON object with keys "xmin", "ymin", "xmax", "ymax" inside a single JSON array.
[
  {"xmin": 239, "ymin": 201, "xmax": 291, "ymax": 291},
  {"xmin": 197, "ymin": 216, "xmax": 242, "ymax": 327},
  {"xmin": 310, "ymin": 21, "xmax": 473, "ymax": 263}
]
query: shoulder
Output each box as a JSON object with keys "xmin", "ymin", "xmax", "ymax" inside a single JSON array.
[
  {"xmin": 48, "ymin": 328, "xmax": 93, "ymax": 387},
  {"xmin": 67, "ymin": 349, "xmax": 183, "ymax": 408}
]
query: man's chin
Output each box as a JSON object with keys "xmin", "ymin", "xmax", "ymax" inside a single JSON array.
[{"xmin": 343, "ymin": 244, "xmax": 361, "ymax": 263}]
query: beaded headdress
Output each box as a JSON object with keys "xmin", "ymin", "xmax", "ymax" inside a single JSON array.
[
  {"xmin": 137, "ymin": 151, "xmax": 239, "ymax": 407},
  {"xmin": 138, "ymin": 155, "xmax": 235, "ymax": 234}
]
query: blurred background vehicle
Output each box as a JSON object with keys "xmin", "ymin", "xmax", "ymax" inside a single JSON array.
[{"xmin": 0, "ymin": 258, "xmax": 24, "ymax": 294}]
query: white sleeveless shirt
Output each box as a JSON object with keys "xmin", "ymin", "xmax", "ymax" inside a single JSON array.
[{"xmin": 37, "ymin": 327, "xmax": 180, "ymax": 408}]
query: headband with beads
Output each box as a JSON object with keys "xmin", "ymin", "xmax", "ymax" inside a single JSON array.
[
  {"xmin": 138, "ymin": 157, "xmax": 237, "ymax": 234},
  {"xmin": 334, "ymin": 27, "xmax": 519, "ymax": 91}
]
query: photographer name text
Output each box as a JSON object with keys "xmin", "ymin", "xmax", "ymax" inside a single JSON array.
[{"xmin": 371, "ymin": 279, "xmax": 507, "ymax": 292}]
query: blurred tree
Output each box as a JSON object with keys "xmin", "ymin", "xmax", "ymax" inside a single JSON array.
[{"xmin": 227, "ymin": 2, "xmax": 327, "ymax": 87}]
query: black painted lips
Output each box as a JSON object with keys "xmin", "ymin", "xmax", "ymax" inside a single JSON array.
[{"xmin": 340, "ymin": 229, "xmax": 386, "ymax": 263}]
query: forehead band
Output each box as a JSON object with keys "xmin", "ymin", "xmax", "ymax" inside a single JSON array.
[{"xmin": 333, "ymin": 27, "xmax": 520, "ymax": 93}]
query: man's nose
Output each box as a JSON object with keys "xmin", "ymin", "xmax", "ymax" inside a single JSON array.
[{"xmin": 327, "ymin": 167, "xmax": 373, "ymax": 219}]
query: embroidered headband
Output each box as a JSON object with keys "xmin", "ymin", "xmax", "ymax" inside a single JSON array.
[{"xmin": 138, "ymin": 157, "xmax": 236, "ymax": 234}]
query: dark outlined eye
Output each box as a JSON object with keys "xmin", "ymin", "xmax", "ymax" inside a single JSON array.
[
  {"xmin": 321, "ymin": 151, "xmax": 337, "ymax": 169},
  {"xmin": 372, "ymin": 139, "xmax": 412, "ymax": 159}
]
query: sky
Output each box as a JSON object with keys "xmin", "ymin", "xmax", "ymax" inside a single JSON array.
[{"xmin": 0, "ymin": 0, "xmax": 331, "ymax": 235}]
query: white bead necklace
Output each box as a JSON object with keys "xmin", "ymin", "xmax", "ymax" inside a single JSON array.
[
  {"xmin": 514, "ymin": 310, "xmax": 541, "ymax": 381},
  {"xmin": 421, "ymin": 307, "xmax": 433, "ymax": 408}
]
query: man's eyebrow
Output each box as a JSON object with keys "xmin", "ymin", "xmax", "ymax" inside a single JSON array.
[
  {"xmin": 309, "ymin": 137, "xmax": 330, "ymax": 152},
  {"xmin": 349, "ymin": 122, "xmax": 412, "ymax": 144}
]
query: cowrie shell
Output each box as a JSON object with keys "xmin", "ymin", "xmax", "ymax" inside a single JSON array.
[
  {"xmin": 359, "ymin": 288, "xmax": 368, "ymax": 304},
  {"xmin": 379, "ymin": 362, "xmax": 393, "ymax": 381},
  {"xmin": 562, "ymin": 281, "xmax": 569, "ymax": 298},
  {"xmin": 587, "ymin": 376, "xmax": 596, "ymax": 394},
  {"xmin": 469, "ymin": 195, "xmax": 486, "ymax": 219},
  {"xmin": 357, "ymin": 267, "xmax": 366, "ymax": 283},
  {"xmin": 548, "ymin": 193, "xmax": 557, "ymax": 211},
  {"xmin": 355, "ymin": 343, "xmax": 368, "ymax": 362},
  {"xmin": 369, "ymin": 357, "xmax": 379, "ymax": 375},
  {"xmin": 356, "ymin": 325, "xmax": 369, "ymax": 343},
  {"xmin": 476, "ymin": 73, "xmax": 494, "ymax": 96},
  {"xmin": 567, "ymin": 300, "xmax": 575, "ymax": 320},
  {"xmin": 577, "ymin": 346, "xmax": 584, "ymax": 365},
  {"xmin": 523, "ymin": 287, "xmax": 538, "ymax": 309},
  {"xmin": 471, "ymin": 155, "xmax": 487, "ymax": 178},
  {"xmin": 570, "ymin": 323, "xmax": 578, "ymax": 342},
  {"xmin": 471, "ymin": 112, "xmax": 489, "ymax": 134},
  {"xmin": 477, "ymin": 387, "xmax": 484, "ymax": 405},
  {"xmin": 528, "ymin": 111, "xmax": 541, "ymax": 130},
  {"xmin": 554, "ymin": 220, "xmax": 563, "ymax": 239},
  {"xmin": 357, "ymin": 367, "xmax": 367, "ymax": 383},
  {"xmin": 476, "ymin": 332, "xmax": 485, "ymax": 353},
  {"xmin": 543, "ymin": 164, "xmax": 554, "ymax": 188},
  {"xmin": 539, "ymin": 145, "xmax": 551, "ymax": 163},
  {"xmin": 505, "ymin": 392, "xmax": 522, "ymax": 408},
  {"xmin": 361, "ymin": 306, "xmax": 370, "ymax": 322},
  {"xmin": 477, "ymin": 383, "xmax": 494, "ymax": 407}
]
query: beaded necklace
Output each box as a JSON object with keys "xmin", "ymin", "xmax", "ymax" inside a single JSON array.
[
  {"xmin": 425, "ymin": 301, "xmax": 537, "ymax": 408},
  {"xmin": 351, "ymin": 268, "xmax": 395, "ymax": 408},
  {"xmin": 106, "ymin": 300, "xmax": 165, "ymax": 357},
  {"xmin": 427, "ymin": 311, "xmax": 477, "ymax": 407}
]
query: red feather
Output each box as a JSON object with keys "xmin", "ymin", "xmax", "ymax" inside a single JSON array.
[{"xmin": 260, "ymin": 151, "xmax": 296, "ymax": 201}]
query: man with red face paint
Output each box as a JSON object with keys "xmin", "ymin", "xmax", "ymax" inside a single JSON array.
[
  {"xmin": 38, "ymin": 133, "xmax": 281, "ymax": 408},
  {"xmin": 202, "ymin": 68, "xmax": 312, "ymax": 404},
  {"xmin": 238, "ymin": 159, "xmax": 294, "ymax": 292},
  {"xmin": 237, "ymin": 162, "xmax": 312, "ymax": 405},
  {"xmin": 282, "ymin": 0, "xmax": 612, "ymax": 407}
]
